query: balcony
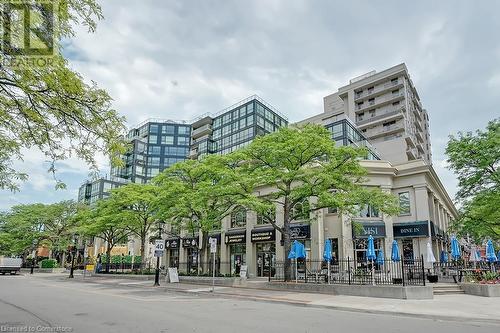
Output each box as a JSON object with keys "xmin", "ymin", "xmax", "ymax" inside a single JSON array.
[
  {"xmin": 364, "ymin": 122, "xmax": 405, "ymax": 139},
  {"xmin": 357, "ymin": 107, "xmax": 405, "ymax": 128},
  {"xmin": 406, "ymin": 147, "xmax": 418, "ymax": 160},
  {"xmin": 413, "ymin": 106, "xmax": 422, "ymax": 120},
  {"xmin": 405, "ymin": 134, "xmax": 416, "ymax": 148},
  {"xmin": 415, "ymin": 118, "xmax": 423, "ymax": 131},
  {"xmin": 191, "ymin": 123, "xmax": 212, "ymax": 139},
  {"xmin": 355, "ymin": 91, "xmax": 405, "ymax": 112},
  {"xmin": 354, "ymin": 80, "xmax": 404, "ymax": 101},
  {"xmin": 415, "ymin": 130, "xmax": 424, "ymax": 143}
]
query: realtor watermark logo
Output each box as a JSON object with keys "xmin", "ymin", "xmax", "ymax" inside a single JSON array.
[{"xmin": 1, "ymin": 0, "xmax": 57, "ymax": 67}]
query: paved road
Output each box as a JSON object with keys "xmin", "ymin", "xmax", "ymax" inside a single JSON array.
[{"xmin": 0, "ymin": 274, "xmax": 497, "ymax": 333}]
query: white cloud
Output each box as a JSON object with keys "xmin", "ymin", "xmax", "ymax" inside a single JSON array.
[{"xmin": 3, "ymin": 0, "xmax": 500, "ymax": 209}]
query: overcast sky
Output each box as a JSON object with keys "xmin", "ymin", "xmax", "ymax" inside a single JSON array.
[{"xmin": 1, "ymin": 0, "xmax": 499, "ymax": 210}]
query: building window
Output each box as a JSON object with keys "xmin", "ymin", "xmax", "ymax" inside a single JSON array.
[
  {"xmin": 161, "ymin": 136, "xmax": 175, "ymax": 145},
  {"xmin": 149, "ymin": 124, "xmax": 159, "ymax": 133},
  {"xmin": 368, "ymin": 98, "xmax": 375, "ymax": 105},
  {"xmin": 177, "ymin": 137, "xmax": 190, "ymax": 146},
  {"xmin": 292, "ymin": 199, "xmax": 310, "ymax": 221},
  {"xmin": 148, "ymin": 135, "xmax": 158, "ymax": 144},
  {"xmin": 162, "ymin": 125, "xmax": 175, "ymax": 135},
  {"xmin": 398, "ymin": 192, "xmax": 411, "ymax": 215},
  {"xmin": 231, "ymin": 207, "xmax": 247, "ymax": 228},
  {"xmin": 148, "ymin": 146, "xmax": 161, "ymax": 155},
  {"xmin": 357, "ymin": 204, "xmax": 379, "ymax": 218},
  {"xmin": 327, "ymin": 207, "xmax": 338, "ymax": 214},
  {"xmin": 257, "ymin": 209, "xmax": 275, "ymax": 225},
  {"xmin": 178, "ymin": 126, "xmax": 190, "ymax": 135}
]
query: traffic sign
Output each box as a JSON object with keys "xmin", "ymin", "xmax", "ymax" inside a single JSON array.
[
  {"xmin": 154, "ymin": 240, "xmax": 165, "ymax": 257},
  {"xmin": 209, "ymin": 237, "xmax": 217, "ymax": 253}
]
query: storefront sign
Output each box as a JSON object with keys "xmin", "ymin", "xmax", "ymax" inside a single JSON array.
[
  {"xmin": 393, "ymin": 221, "xmax": 429, "ymax": 238},
  {"xmin": 165, "ymin": 238, "xmax": 180, "ymax": 249},
  {"xmin": 352, "ymin": 222, "xmax": 386, "ymax": 238},
  {"xmin": 251, "ymin": 227, "xmax": 276, "ymax": 242},
  {"xmin": 290, "ymin": 223, "xmax": 311, "ymax": 240},
  {"xmin": 182, "ymin": 237, "xmax": 199, "ymax": 248},
  {"xmin": 225, "ymin": 230, "xmax": 246, "ymax": 244}
]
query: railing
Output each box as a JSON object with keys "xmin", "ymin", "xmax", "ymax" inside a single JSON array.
[
  {"xmin": 170, "ymin": 261, "xmax": 237, "ymax": 277},
  {"xmin": 270, "ymin": 256, "xmax": 426, "ymax": 286},
  {"xmin": 433, "ymin": 260, "xmax": 500, "ymax": 283}
]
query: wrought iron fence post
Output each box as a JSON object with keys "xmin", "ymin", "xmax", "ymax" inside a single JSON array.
[
  {"xmin": 348, "ymin": 257, "xmax": 351, "ymax": 285},
  {"xmin": 421, "ymin": 254, "xmax": 426, "ymax": 286},
  {"xmin": 401, "ymin": 255, "xmax": 405, "ymax": 286}
]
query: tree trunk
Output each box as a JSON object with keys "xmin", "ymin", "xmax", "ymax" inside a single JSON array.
[
  {"xmin": 105, "ymin": 243, "xmax": 111, "ymax": 273},
  {"xmin": 283, "ymin": 199, "xmax": 292, "ymax": 282},
  {"xmin": 140, "ymin": 234, "xmax": 146, "ymax": 271},
  {"xmin": 61, "ymin": 252, "xmax": 66, "ymax": 268}
]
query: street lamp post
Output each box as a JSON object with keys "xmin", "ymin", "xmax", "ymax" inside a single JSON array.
[
  {"xmin": 154, "ymin": 221, "xmax": 165, "ymax": 286},
  {"xmin": 69, "ymin": 234, "xmax": 78, "ymax": 279}
]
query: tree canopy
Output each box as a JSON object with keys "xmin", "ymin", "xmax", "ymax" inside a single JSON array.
[
  {"xmin": 1, "ymin": 0, "xmax": 126, "ymax": 190},
  {"xmin": 446, "ymin": 119, "xmax": 500, "ymax": 242}
]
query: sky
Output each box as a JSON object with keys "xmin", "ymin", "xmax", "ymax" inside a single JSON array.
[{"xmin": 1, "ymin": 0, "xmax": 499, "ymax": 210}]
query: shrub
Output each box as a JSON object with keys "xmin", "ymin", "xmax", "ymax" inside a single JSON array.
[{"xmin": 40, "ymin": 259, "xmax": 58, "ymax": 269}]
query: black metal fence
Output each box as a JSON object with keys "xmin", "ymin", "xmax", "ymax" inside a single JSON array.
[
  {"xmin": 271, "ymin": 256, "xmax": 426, "ymax": 286},
  {"xmin": 433, "ymin": 260, "xmax": 500, "ymax": 283}
]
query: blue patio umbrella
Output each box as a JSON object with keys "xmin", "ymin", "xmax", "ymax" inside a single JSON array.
[
  {"xmin": 366, "ymin": 235, "xmax": 376, "ymax": 261},
  {"xmin": 288, "ymin": 240, "xmax": 306, "ymax": 283},
  {"xmin": 391, "ymin": 240, "xmax": 400, "ymax": 262},
  {"xmin": 323, "ymin": 239, "xmax": 332, "ymax": 261},
  {"xmin": 486, "ymin": 240, "xmax": 498, "ymax": 263},
  {"xmin": 376, "ymin": 249, "xmax": 384, "ymax": 265},
  {"xmin": 440, "ymin": 250, "xmax": 449, "ymax": 263},
  {"xmin": 323, "ymin": 239, "xmax": 333, "ymax": 284},
  {"xmin": 450, "ymin": 236, "xmax": 461, "ymax": 260}
]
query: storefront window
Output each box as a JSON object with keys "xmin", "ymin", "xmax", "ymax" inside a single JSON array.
[
  {"xmin": 353, "ymin": 238, "xmax": 383, "ymax": 263},
  {"xmin": 230, "ymin": 244, "xmax": 246, "ymax": 275},
  {"xmin": 402, "ymin": 239, "xmax": 414, "ymax": 261},
  {"xmin": 256, "ymin": 243, "xmax": 276, "ymax": 277},
  {"xmin": 231, "ymin": 207, "xmax": 247, "ymax": 228},
  {"xmin": 168, "ymin": 249, "xmax": 179, "ymax": 268}
]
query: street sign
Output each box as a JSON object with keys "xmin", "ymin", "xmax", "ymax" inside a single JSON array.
[
  {"xmin": 209, "ymin": 237, "xmax": 217, "ymax": 254},
  {"xmin": 154, "ymin": 240, "xmax": 165, "ymax": 257}
]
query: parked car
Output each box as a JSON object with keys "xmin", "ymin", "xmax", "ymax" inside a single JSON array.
[{"xmin": 0, "ymin": 257, "xmax": 22, "ymax": 275}]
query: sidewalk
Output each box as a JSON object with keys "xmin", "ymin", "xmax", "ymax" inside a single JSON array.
[{"xmin": 85, "ymin": 275, "xmax": 500, "ymax": 324}]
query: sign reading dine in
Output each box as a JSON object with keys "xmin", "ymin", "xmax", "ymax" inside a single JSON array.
[{"xmin": 393, "ymin": 221, "xmax": 429, "ymax": 238}]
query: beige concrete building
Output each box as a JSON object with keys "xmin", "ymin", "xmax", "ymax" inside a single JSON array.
[
  {"xmin": 323, "ymin": 63, "xmax": 432, "ymax": 165},
  {"xmin": 162, "ymin": 159, "xmax": 457, "ymax": 278}
]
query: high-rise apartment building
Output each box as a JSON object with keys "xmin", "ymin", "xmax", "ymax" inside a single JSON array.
[
  {"xmin": 189, "ymin": 95, "xmax": 288, "ymax": 159},
  {"xmin": 111, "ymin": 119, "xmax": 191, "ymax": 184},
  {"xmin": 323, "ymin": 63, "xmax": 432, "ymax": 165}
]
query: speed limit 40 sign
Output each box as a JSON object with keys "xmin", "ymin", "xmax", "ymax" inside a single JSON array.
[{"xmin": 154, "ymin": 240, "xmax": 165, "ymax": 257}]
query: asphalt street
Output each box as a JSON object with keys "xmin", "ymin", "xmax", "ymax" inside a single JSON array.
[{"xmin": 0, "ymin": 274, "xmax": 497, "ymax": 333}]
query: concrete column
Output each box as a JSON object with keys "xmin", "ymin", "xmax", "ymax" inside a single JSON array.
[
  {"xmin": 246, "ymin": 211, "xmax": 256, "ymax": 278},
  {"xmin": 414, "ymin": 185, "xmax": 430, "ymax": 259},
  {"xmin": 341, "ymin": 215, "xmax": 354, "ymax": 258},
  {"xmin": 381, "ymin": 186, "xmax": 393, "ymax": 258},
  {"xmin": 309, "ymin": 197, "xmax": 322, "ymax": 260}
]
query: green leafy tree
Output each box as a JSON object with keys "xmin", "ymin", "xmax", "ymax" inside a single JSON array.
[
  {"xmin": 239, "ymin": 124, "xmax": 399, "ymax": 281},
  {"xmin": 76, "ymin": 199, "xmax": 130, "ymax": 272},
  {"xmin": 0, "ymin": 0, "xmax": 126, "ymax": 191},
  {"xmin": 105, "ymin": 183, "xmax": 160, "ymax": 265},
  {"xmin": 0, "ymin": 201, "xmax": 82, "ymax": 264},
  {"xmin": 446, "ymin": 119, "xmax": 500, "ymax": 241},
  {"xmin": 154, "ymin": 155, "xmax": 248, "ymax": 268}
]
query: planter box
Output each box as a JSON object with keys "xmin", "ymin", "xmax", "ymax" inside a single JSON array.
[{"xmin": 460, "ymin": 283, "xmax": 500, "ymax": 297}]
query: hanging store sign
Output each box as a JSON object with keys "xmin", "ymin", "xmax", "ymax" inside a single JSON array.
[
  {"xmin": 290, "ymin": 223, "xmax": 311, "ymax": 240},
  {"xmin": 165, "ymin": 238, "xmax": 180, "ymax": 249},
  {"xmin": 393, "ymin": 221, "xmax": 429, "ymax": 238},
  {"xmin": 224, "ymin": 230, "xmax": 246, "ymax": 244},
  {"xmin": 352, "ymin": 222, "xmax": 386, "ymax": 239},
  {"xmin": 251, "ymin": 227, "xmax": 276, "ymax": 242},
  {"xmin": 182, "ymin": 237, "xmax": 199, "ymax": 248}
]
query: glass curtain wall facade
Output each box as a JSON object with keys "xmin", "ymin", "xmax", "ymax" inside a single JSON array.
[
  {"xmin": 111, "ymin": 121, "xmax": 191, "ymax": 184},
  {"xmin": 190, "ymin": 96, "xmax": 288, "ymax": 159},
  {"xmin": 325, "ymin": 119, "xmax": 380, "ymax": 160}
]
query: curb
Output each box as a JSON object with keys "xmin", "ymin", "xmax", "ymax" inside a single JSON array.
[{"xmin": 67, "ymin": 276, "xmax": 500, "ymax": 326}]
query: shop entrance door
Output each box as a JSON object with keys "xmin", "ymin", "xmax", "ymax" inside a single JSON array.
[{"xmin": 256, "ymin": 252, "xmax": 275, "ymax": 277}]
